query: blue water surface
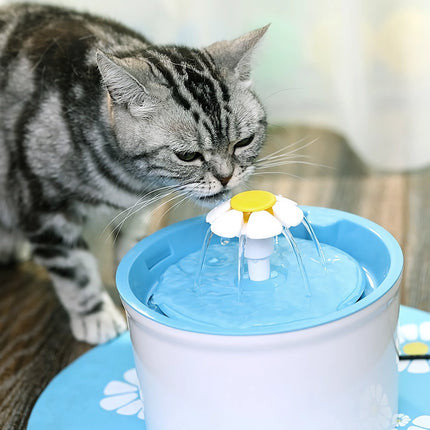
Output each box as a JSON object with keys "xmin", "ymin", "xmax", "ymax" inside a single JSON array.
[{"xmin": 149, "ymin": 237, "xmax": 367, "ymax": 331}]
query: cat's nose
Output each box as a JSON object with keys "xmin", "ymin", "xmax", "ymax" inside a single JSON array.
[{"xmin": 219, "ymin": 175, "xmax": 232, "ymax": 187}]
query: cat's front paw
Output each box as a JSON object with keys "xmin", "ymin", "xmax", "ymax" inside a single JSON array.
[{"xmin": 70, "ymin": 293, "xmax": 127, "ymax": 344}]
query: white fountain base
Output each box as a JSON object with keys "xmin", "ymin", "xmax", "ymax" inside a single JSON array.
[
  {"xmin": 116, "ymin": 208, "xmax": 404, "ymax": 430},
  {"xmin": 125, "ymin": 284, "xmax": 399, "ymax": 430},
  {"xmin": 27, "ymin": 306, "xmax": 430, "ymax": 430}
]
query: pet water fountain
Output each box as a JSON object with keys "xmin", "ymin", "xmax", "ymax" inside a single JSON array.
[{"xmin": 116, "ymin": 190, "xmax": 403, "ymax": 430}]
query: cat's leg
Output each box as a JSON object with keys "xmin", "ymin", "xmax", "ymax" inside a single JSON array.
[
  {"xmin": 0, "ymin": 225, "xmax": 31, "ymax": 265},
  {"xmin": 26, "ymin": 213, "xmax": 127, "ymax": 344}
]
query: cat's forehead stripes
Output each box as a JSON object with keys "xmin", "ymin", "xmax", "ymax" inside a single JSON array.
[{"xmin": 143, "ymin": 47, "xmax": 232, "ymax": 145}]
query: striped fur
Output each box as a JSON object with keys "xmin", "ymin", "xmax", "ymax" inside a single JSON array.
[{"xmin": 0, "ymin": 3, "xmax": 267, "ymax": 343}]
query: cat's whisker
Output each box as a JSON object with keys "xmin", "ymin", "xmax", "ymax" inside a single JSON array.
[
  {"xmin": 104, "ymin": 184, "xmax": 192, "ymax": 243},
  {"xmin": 262, "ymin": 87, "xmax": 302, "ymax": 102},
  {"xmin": 258, "ymin": 150, "xmax": 310, "ymax": 160},
  {"xmin": 109, "ymin": 192, "xmax": 179, "ymax": 245},
  {"xmin": 113, "ymin": 184, "xmax": 197, "ymax": 243},
  {"xmin": 256, "ymin": 153, "xmax": 310, "ymax": 166},
  {"xmin": 256, "ymin": 154, "xmax": 310, "ymax": 167},
  {"xmin": 110, "ymin": 185, "xmax": 186, "ymax": 232},
  {"xmin": 106, "ymin": 197, "xmax": 166, "ymax": 244},
  {"xmin": 153, "ymin": 193, "xmax": 192, "ymax": 228},
  {"xmin": 258, "ymin": 131, "xmax": 309, "ymax": 156},
  {"xmin": 100, "ymin": 185, "xmax": 180, "ymax": 241},
  {"xmin": 258, "ymin": 137, "xmax": 319, "ymax": 163},
  {"xmin": 256, "ymin": 159, "xmax": 333, "ymax": 171},
  {"xmin": 142, "ymin": 190, "xmax": 194, "ymax": 232},
  {"xmin": 257, "ymin": 162, "xmax": 302, "ymax": 169},
  {"xmin": 283, "ymin": 137, "xmax": 319, "ymax": 155},
  {"xmin": 260, "ymin": 149, "xmax": 312, "ymax": 159},
  {"xmin": 251, "ymin": 170, "xmax": 305, "ymax": 180},
  {"xmin": 257, "ymin": 137, "xmax": 316, "ymax": 163}
]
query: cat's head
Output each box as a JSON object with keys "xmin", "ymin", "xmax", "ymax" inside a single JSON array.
[{"xmin": 97, "ymin": 26, "xmax": 268, "ymax": 206}]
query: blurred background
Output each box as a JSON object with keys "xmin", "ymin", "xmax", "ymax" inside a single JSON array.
[{"xmin": 3, "ymin": 0, "xmax": 430, "ymax": 170}]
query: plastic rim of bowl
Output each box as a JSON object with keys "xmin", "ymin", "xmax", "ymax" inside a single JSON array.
[{"xmin": 116, "ymin": 206, "xmax": 404, "ymax": 336}]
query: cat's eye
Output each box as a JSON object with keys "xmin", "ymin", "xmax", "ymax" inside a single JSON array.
[
  {"xmin": 235, "ymin": 134, "xmax": 255, "ymax": 149},
  {"xmin": 175, "ymin": 151, "xmax": 202, "ymax": 162}
]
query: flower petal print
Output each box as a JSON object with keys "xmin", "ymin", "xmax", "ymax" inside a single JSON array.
[
  {"xmin": 407, "ymin": 415, "xmax": 430, "ymax": 429},
  {"xmin": 393, "ymin": 413, "xmax": 411, "ymax": 427},
  {"xmin": 100, "ymin": 368, "xmax": 144, "ymax": 420},
  {"xmin": 360, "ymin": 384, "xmax": 393, "ymax": 430},
  {"xmin": 398, "ymin": 323, "xmax": 430, "ymax": 374}
]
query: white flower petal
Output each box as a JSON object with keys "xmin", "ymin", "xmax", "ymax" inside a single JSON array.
[
  {"xmin": 369, "ymin": 384, "xmax": 382, "ymax": 402},
  {"xmin": 420, "ymin": 322, "xmax": 430, "ymax": 341},
  {"xmin": 398, "ymin": 323, "xmax": 418, "ymax": 341},
  {"xmin": 407, "ymin": 359, "xmax": 430, "ymax": 374},
  {"xmin": 123, "ymin": 368, "xmax": 140, "ymax": 386},
  {"xmin": 246, "ymin": 211, "xmax": 283, "ymax": 239},
  {"xmin": 116, "ymin": 399, "xmax": 144, "ymax": 416},
  {"xmin": 398, "ymin": 359, "xmax": 409, "ymax": 372},
  {"xmin": 104, "ymin": 380, "xmax": 137, "ymax": 395},
  {"xmin": 276, "ymin": 195, "xmax": 298, "ymax": 206},
  {"xmin": 100, "ymin": 393, "xmax": 138, "ymax": 410},
  {"xmin": 137, "ymin": 408, "xmax": 145, "ymax": 420},
  {"xmin": 210, "ymin": 209, "xmax": 243, "ymax": 238},
  {"xmin": 272, "ymin": 201, "xmax": 304, "ymax": 228},
  {"xmin": 379, "ymin": 404, "xmax": 392, "ymax": 420},
  {"xmin": 206, "ymin": 200, "xmax": 231, "ymax": 224},
  {"xmin": 408, "ymin": 427, "xmax": 426, "ymax": 430},
  {"xmin": 394, "ymin": 413, "xmax": 411, "ymax": 426},
  {"xmin": 413, "ymin": 415, "xmax": 430, "ymax": 427}
]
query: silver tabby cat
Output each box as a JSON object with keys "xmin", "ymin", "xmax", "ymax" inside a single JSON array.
[{"xmin": 0, "ymin": 3, "xmax": 267, "ymax": 343}]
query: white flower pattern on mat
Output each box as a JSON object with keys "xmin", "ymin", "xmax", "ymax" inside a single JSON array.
[
  {"xmin": 406, "ymin": 415, "xmax": 430, "ymax": 429},
  {"xmin": 398, "ymin": 323, "xmax": 430, "ymax": 374},
  {"xmin": 360, "ymin": 384, "xmax": 393, "ymax": 430},
  {"xmin": 393, "ymin": 413, "xmax": 411, "ymax": 427},
  {"xmin": 100, "ymin": 368, "xmax": 144, "ymax": 420}
]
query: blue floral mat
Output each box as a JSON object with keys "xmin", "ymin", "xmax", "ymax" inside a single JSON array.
[{"xmin": 27, "ymin": 306, "xmax": 430, "ymax": 429}]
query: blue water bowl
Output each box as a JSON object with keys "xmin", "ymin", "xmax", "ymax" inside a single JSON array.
[{"xmin": 116, "ymin": 206, "xmax": 403, "ymax": 430}]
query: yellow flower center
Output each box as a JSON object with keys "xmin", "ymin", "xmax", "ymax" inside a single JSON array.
[
  {"xmin": 230, "ymin": 190, "xmax": 276, "ymax": 214},
  {"xmin": 403, "ymin": 341, "xmax": 429, "ymax": 356}
]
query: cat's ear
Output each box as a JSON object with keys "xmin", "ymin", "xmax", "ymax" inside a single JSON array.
[
  {"xmin": 96, "ymin": 51, "xmax": 163, "ymax": 116},
  {"xmin": 205, "ymin": 25, "xmax": 269, "ymax": 85}
]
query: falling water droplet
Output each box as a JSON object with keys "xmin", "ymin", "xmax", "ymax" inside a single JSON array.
[
  {"xmin": 282, "ymin": 227, "xmax": 311, "ymax": 297},
  {"xmin": 302, "ymin": 216, "xmax": 326, "ymax": 271},
  {"xmin": 194, "ymin": 227, "xmax": 213, "ymax": 291},
  {"xmin": 237, "ymin": 234, "xmax": 246, "ymax": 299}
]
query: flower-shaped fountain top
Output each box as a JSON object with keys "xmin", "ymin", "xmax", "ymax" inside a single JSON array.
[
  {"xmin": 206, "ymin": 190, "xmax": 304, "ymax": 239},
  {"xmin": 206, "ymin": 190, "xmax": 305, "ymax": 281}
]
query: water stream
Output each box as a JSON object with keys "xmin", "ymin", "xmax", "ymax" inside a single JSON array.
[
  {"xmin": 194, "ymin": 227, "xmax": 213, "ymax": 292},
  {"xmin": 147, "ymin": 229, "xmax": 367, "ymax": 332},
  {"xmin": 281, "ymin": 227, "xmax": 311, "ymax": 297}
]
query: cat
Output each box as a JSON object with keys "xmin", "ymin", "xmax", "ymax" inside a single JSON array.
[{"xmin": 0, "ymin": 3, "xmax": 268, "ymax": 344}]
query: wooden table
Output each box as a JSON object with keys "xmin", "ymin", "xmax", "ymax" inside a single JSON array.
[{"xmin": 1, "ymin": 126, "xmax": 429, "ymax": 429}]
